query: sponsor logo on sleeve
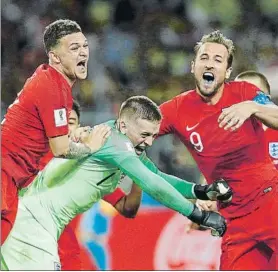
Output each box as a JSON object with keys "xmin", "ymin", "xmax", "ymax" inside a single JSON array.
[
  {"xmin": 125, "ymin": 142, "xmax": 135, "ymax": 152},
  {"xmin": 54, "ymin": 108, "xmax": 67, "ymax": 127}
]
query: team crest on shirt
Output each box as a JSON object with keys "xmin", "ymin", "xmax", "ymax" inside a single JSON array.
[
  {"xmin": 54, "ymin": 108, "xmax": 67, "ymax": 127},
  {"xmin": 269, "ymin": 142, "xmax": 278, "ymax": 159}
]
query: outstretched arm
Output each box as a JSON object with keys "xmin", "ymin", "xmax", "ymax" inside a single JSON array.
[
  {"xmin": 117, "ymin": 157, "xmax": 226, "ymax": 237},
  {"xmin": 119, "ymin": 156, "xmax": 195, "ymax": 216},
  {"xmin": 141, "ymin": 155, "xmax": 232, "ymax": 202}
]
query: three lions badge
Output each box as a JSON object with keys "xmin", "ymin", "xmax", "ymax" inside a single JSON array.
[{"xmin": 269, "ymin": 142, "xmax": 278, "ymax": 159}]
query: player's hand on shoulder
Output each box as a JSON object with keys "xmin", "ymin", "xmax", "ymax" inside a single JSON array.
[
  {"xmin": 218, "ymin": 101, "xmax": 257, "ymax": 131},
  {"xmin": 196, "ymin": 199, "xmax": 218, "ymax": 212},
  {"xmin": 188, "ymin": 205, "xmax": 226, "ymax": 237},
  {"xmin": 82, "ymin": 124, "xmax": 111, "ymax": 153},
  {"xmin": 194, "ymin": 178, "xmax": 233, "ymax": 203},
  {"xmin": 70, "ymin": 126, "xmax": 91, "ymax": 142}
]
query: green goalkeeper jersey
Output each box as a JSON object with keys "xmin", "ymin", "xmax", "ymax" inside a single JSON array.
[{"xmin": 20, "ymin": 120, "xmax": 197, "ymax": 240}]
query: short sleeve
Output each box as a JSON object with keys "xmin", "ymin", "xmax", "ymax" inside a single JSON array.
[
  {"xmin": 35, "ymin": 79, "xmax": 72, "ymax": 138},
  {"xmin": 102, "ymin": 188, "xmax": 126, "ymax": 206}
]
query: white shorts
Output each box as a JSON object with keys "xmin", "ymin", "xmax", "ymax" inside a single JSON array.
[{"xmin": 1, "ymin": 202, "xmax": 61, "ymax": 270}]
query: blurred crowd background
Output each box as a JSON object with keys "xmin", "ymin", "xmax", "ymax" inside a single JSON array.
[{"xmin": 2, "ymin": 0, "xmax": 278, "ymax": 187}]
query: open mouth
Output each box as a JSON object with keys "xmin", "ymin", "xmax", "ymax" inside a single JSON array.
[
  {"xmin": 77, "ymin": 60, "xmax": 86, "ymax": 68},
  {"xmin": 202, "ymin": 72, "xmax": 215, "ymax": 83},
  {"xmin": 135, "ymin": 146, "xmax": 145, "ymax": 154}
]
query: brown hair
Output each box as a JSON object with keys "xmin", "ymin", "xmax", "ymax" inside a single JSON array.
[
  {"xmin": 43, "ymin": 19, "xmax": 82, "ymax": 54},
  {"xmin": 194, "ymin": 30, "xmax": 235, "ymax": 68}
]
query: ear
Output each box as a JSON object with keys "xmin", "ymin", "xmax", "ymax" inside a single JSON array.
[
  {"xmin": 49, "ymin": 50, "xmax": 61, "ymax": 64},
  {"xmin": 225, "ymin": 67, "xmax": 232, "ymax": 79},
  {"xmin": 191, "ymin": 60, "xmax": 195, "ymax": 74},
  {"xmin": 118, "ymin": 120, "xmax": 127, "ymax": 135}
]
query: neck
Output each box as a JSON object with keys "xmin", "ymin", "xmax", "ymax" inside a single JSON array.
[
  {"xmin": 196, "ymin": 84, "xmax": 225, "ymax": 105},
  {"xmin": 49, "ymin": 63, "xmax": 75, "ymax": 87}
]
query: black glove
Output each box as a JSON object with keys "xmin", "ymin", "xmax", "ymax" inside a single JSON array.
[
  {"xmin": 194, "ymin": 178, "xmax": 232, "ymax": 203},
  {"xmin": 188, "ymin": 205, "xmax": 227, "ymax": 237}
]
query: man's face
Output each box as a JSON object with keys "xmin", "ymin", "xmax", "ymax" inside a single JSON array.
[
  {"xmin": 121, "ymin": 118, "xmax": 161, "ymax": 155},
  {"xmin": 68, "ymin": 109, "xmax": 80, "ymax": 134},
  {"xmin": 191, "ymin": 42, "xmax": 232, "ymax": 98},
  {"xmin": 54, "ymin": 32, "xmax": 89, "ymax": 81}
]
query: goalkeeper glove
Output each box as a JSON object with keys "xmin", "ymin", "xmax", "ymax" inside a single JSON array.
[
  {"xmin": 188, "ymin": 205, "xmax": 227, "ymax": 237},
  {"xmin": 194, "ymin": 178, "xmax": 232, "ymax": 203}
]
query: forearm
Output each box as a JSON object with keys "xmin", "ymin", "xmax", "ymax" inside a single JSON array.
[
  {"xmin": 62, "ymin": 141, "xmax": 92, "ymax": 159},
  {"xmin": 115, "ymin": 183, "xmax": 142, "ymax": 218},
  {"xmin": 121, "ymin": 158, "xmax": 194, "ymax": 217},
  {"xmin": 157, "ymin": 171, "xmax": 196, "ymax": 199},
  {"xmin": 142, "ymin": 155, "xmax": 196, "ymax": 199},
  {"xmin": 252, "ymin": 102, "xmax": 278, "ymax": 129}
]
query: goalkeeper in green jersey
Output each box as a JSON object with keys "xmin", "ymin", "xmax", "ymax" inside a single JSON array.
[{"xmin": 1, "ymin": 96, "xmax": 232, "ymax": 270}]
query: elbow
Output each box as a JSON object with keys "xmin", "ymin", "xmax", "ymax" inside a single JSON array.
[
  {"xmin": 121, "ymin": 208, "xmax": 139, "ymax": 219},
  {"xmin": 51, "ymin": 146, "xmax": 69, "ymax": 158}
]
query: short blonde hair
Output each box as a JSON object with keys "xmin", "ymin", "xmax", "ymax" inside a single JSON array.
[
  {"xmin": 194, "ymin": 30, "xmax": 235, "ymax": 68},
  {"xmin": 235, "ymin": 70, "xmax": 270, "ymax": 94},
  {"xmin": 119, "ymin": 96, "xmax": 161, "ymax": 122}
]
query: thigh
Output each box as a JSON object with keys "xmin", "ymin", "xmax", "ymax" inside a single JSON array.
[
  {"xmin": 252, "ymin": 192, "xmax": 278, "ymax": 252},
  {"xmin": 2, "ymin": 240, "xmax": 61, "ymax": 270},
  {"xmin": 220, "ymin": 199, "xmax": 276, "ymax": 270},
  {"xmin": 221, "ymin": 243, "xmax": 271, "ymax": 270},
  {"xmin": 2, "ymin": 202, "xmax": 60, "ymax": 270}
]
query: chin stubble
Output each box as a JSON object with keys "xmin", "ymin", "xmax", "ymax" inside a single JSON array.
[{"xmin": 195, "ymin": 78, "xmax": 224, "ymax": 98}]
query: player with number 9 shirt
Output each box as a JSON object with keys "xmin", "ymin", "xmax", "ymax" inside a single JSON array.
[
  {"xmin": 158, "ymin": 31, "xmax": 278, "ymax": 270},
  {"xmin": 235, "ymin": 70, "xmax": 278, "ymax": 170}
]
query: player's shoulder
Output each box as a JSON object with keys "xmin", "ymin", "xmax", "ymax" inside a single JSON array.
[
  {"xmin": 110, "ymin": 129, "xmax": 135, "ymax": 152},
  {"xmin": 265, "ymin": 127, "xmax": 278, "ymax": 138},
  {"xmin": 34, "ymin": 64, "xmax": 68, "ymax": 87},
  {"xmin": 162, "ymin": 89, "xmax": 197, "ymax": 107},
  {"xmin": 226, "ymin": 81, "xmax": 259, "ymax": 94},
  {"xmin": 178, "ymin": 89, "xmax": 196, "ymax": 99},
  {"xmin": 98, "ymin": 121, "xmax": 136, "ymax": 154},
  {"xmin": 23, "ymin": 64, "xmax": 56, "ymax": 89}
]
